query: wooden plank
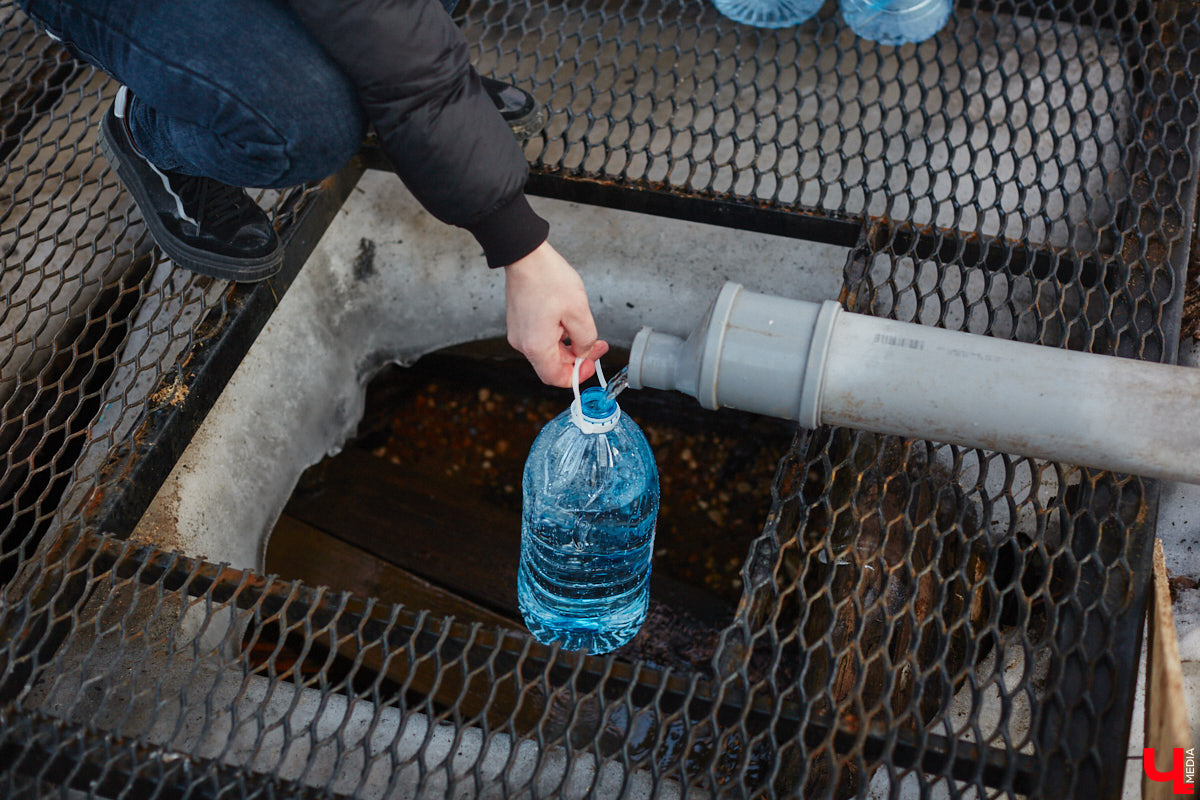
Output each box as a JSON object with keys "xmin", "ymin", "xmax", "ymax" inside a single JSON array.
[
  {"xmin": 266, "ymin": 515, "xmax": 520, "ymax": 631},
  {"xmin": 1144, "ymin": 538, "xmax": 1194, "ymax": 800},
  {"xmin": 264, "ymin": 489, "xmax": 744, "ymax": 777},
  {"xmin": 263, "ymin": 514, "xmax": 545, "ymax": 734},
  {"xmin": 283, "ymin": 445, "xmax": 732, "ymax": 672},
  {"xmin": 284, "ymin": 447, "xmax": 527, "ymax": 615}
]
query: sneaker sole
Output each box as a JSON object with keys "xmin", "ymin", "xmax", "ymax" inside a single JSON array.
[
  {"xmin": 98, "ymin": 117, "xmax": 283, "ymax": 283},
  {"xmin": 508, "ymin": 107, "xmax": 547, "ymax": 142}
]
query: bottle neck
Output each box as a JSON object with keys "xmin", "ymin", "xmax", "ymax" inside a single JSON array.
[{"xmin": 571, "ymin": 387, "xmax": 621, "ymax": 433}]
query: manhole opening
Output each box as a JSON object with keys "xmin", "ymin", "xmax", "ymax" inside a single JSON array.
[{"xmin": 252, "ymin": 344, "xmax": 795, "ymax": 687}]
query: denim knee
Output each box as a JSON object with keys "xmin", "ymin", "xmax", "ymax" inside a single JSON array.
[
  {"xmin": 129, "ymin": 76, "xmax": 365, "ymax": 190},
  {"xmin": 266, "ymin": 96, "xmax": 366, "ymax": 188},
  {"xmin": 246, "ymin": 72, "xmax": 367, "ymax": 189}
]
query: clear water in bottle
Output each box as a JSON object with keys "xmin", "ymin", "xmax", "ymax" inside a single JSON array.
[
  {"xmin": 712, "ymin": 0, "xmax": 825, "ymax": 28},
  {"xmin": 517, "ymin": 383, "xmax": 659, "ymax": 653},
  {"xmin": 840, "ymin": 0, "xmax": 952, "ymax": 45}
]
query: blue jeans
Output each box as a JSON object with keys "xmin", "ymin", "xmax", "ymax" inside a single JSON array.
[{"xmin": 21, "ymin": 0, "xmax": 456, "ymax": 189}]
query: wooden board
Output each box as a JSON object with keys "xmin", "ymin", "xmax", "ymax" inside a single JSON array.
[
  {"xmin": 1144, "ymin": 538, "xmax": 1193, "ymax": 799},
  {"xmin": 264, "ymin": 515, "xmax": 548, "ymax": 734},
  {"xmin": 280, "ymin": 445, "xmax": 732, "ymax": 672},
  {"xmin": 267, "ymin": 514, "xmax": 520, "ymax": 630}
]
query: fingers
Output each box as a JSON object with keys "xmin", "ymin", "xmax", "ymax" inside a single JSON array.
[
  {"xmin": 525, "ymin": 338, "xmax": 610, "ymax": 388},
  {"xmin": 503, "ymin": 239, "xmax": 610, "ymax": 388},
  {"xmin": 563, "ymin": 307, "xmax": 600, "ymax": 359},
  {"xmin": 587, "ymin": 339, "xmax": 611, "ymax": 360},
  {"xmin": 528, "ymin": 343, "xmax": 572, "ymax": 388},
  {"xmin": 512, "ymin": 293, "xmax": 608, "ymax": 388},
  {"xmin": 563, "ymin": 308, "xmax": 609, "ymax": 381}
]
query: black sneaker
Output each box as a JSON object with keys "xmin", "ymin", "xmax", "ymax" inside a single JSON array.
[
  {"xmin": 97, "ymin": 87, "xmax": 283, "ymax": 282},
  {"xmin": 480, "ymin": 76, "xmax": 546, "ymax": 141}
]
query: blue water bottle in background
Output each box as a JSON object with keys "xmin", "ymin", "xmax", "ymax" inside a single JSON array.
[
  {"xmin": 517, "ymin": 359, "xmax": 659, "ymax": 653},
  {"xmin": 840, "ymin": 0, "xmax": 952, "ymax": 44},
  {"xmin": 712, "ymin": 0, "xmax": 825, "ymax": 29}
]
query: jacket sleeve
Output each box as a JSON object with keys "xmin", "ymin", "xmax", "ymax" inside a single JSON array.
[{"xmin": 287, "ymin": 0, "xmax": 548, "ymax": 267}]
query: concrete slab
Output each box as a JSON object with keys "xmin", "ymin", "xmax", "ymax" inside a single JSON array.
[{"xmin": 130, "ymin": 169, "xmax": 849, "ymax": 570}]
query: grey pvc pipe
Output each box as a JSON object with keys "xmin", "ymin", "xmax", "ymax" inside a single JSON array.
[
  {"xmin": 627, "ymin": 282, "xmax": 1200, "ymax": 484},
  {"xmin": 626, "ymin": 282, "xmax": 841, "ymax": 424}
]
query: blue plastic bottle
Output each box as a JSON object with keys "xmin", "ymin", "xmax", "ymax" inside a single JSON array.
[
  {"xmin": 712, "ymin": 0, "xmax": 824, "ymax": 29},
  {"xmin": 840, "ymin": 0, "xmax": 952, "ymax": 45},
  {"xmin": 517, "ymin": 360, "xmax": 659, "ymax": 653}
]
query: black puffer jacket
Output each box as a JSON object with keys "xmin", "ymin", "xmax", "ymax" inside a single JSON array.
[{"xmin": 288, "ymin": 0, "xmax": 549, "ymax": 268}]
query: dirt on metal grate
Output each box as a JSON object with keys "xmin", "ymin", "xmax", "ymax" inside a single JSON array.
[{"xmin": 1182, "ymin": 224, "xmax": 1200, "ymax": 342}]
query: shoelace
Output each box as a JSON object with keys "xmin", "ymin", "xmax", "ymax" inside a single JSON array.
[{"xmin": 173, "ymin": 174, "xmax": 249, "ymax": 229}]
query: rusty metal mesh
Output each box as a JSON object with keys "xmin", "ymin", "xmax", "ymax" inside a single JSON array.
[
  {"xmin": 0, "ymin": 4, "xmax": 338, "ymax": 568},
  {"xmin": 2, "ymin": 14, "xmax": 214, "ymax": 582},
  {"xmin": 2, "ymin": 0, "xmax": 1199, "ymax": 796}
]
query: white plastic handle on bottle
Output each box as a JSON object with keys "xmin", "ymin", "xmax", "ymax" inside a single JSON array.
[
  {"xmin": 570, "ymin": 356, "xmax": 619, "ymax": 434},
  {"xmin": 571, "ymin": 356, "xmax": 607, "ymax": 404}
]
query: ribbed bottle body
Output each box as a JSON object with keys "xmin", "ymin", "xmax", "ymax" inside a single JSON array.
[{"xmin": 517, "ymin": 390, "xmax": 659, "ymax": 653}]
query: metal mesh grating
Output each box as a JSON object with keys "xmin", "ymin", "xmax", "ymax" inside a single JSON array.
[
  {"xmin": 488, "ymin": 0, "xmax": 1158, "ymax": 255},
  {"xmin": 3, "ymin": 0, "xmax": 1199, "ymax": 796}
]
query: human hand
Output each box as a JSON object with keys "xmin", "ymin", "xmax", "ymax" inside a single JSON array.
[{"xmin": 504, "ymin": 241, "xmax": 610, "ymax": 387}]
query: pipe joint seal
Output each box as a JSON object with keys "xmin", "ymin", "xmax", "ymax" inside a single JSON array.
[{"xmin": 797, "ymin": 300, "xmax": 842, "ymax": 429}]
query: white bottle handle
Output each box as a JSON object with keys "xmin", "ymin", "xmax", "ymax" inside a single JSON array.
[{"xmin": 571, "ymin": 356, "xmax": 607, "ymax": 406}]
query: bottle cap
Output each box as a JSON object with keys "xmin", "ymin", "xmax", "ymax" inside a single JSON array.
[{"xmin": 570, "ymin": 357, "xmax": 621, "ymax": 434}]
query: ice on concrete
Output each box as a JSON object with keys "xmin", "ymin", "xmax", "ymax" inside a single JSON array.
[
  {"xmin": 26, "ymin": 570, "xmax": 689, "ymax": 800},
  {"xmin": 1146, "ymin": 337, "xmax": 1200, "ymax": 741}
]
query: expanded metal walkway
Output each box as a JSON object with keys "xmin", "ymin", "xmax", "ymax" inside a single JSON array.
[{"xmin": 2, "ymin": 0, "xmax": 1198, "ymax": 796}]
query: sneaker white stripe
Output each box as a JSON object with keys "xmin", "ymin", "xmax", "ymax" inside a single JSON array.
[
  {"xmin": 114, "ymin": 85, "xmax": 200, "ymax": 231},
  {"xmin": 148, "ymin": 160, "xmax": 199, "ymax": 229}
]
